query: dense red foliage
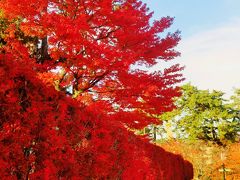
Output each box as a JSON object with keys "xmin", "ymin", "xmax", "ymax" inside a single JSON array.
[{"xmin": 0, "ymin": 0, "xmax": 193, "ymax": 179}]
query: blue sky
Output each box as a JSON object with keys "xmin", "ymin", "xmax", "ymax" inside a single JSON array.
[
  {"xmin": 144, "ymin": 0, "xmax": 240, "ymax": 37},
  {"xmin": 143, "ymin": 0, "xmax": 240, "ymax": 96}
]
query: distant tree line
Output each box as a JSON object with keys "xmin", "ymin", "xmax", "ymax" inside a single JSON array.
[{"xmin": 141, "ymin": 84, "xmax": 240, "ymax": 145}]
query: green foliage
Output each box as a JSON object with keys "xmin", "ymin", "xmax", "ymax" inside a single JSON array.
[
  {"xmin": 230, "ymin": 89, "xmax": 240, "ymax": 111},
  {"xmin": 161, "ymin": 84, "xmax": 240, "ymax": 145},
  {"xmin": 229, "ymin": 88, "xmax": 240, "ymax": 133}
]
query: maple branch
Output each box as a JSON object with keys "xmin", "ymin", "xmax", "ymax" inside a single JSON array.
[
  {"xmin": 81, "ymin": 71, "xmax": 109, "ymax": 92},
  {"xmin": 37, "ymin": 37, "xmax": 51, "ymax": 64},
  {"xmin": 73, "ymin": 1, "xmax": 81, "ymax": 19},
  {"xmin": 73, "ymin": 69, "xmax": 81, "ymax": 91},
  {"xmin": 87, "ymin": 89, "xmax": 116, "ymax": 94},
  {"xmin": 95, "ymin": 27, "xmax": 120, "ymax": 41}
]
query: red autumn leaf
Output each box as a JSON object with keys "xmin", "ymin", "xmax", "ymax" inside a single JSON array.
[{"xmin": 0, "ymin": 0, "xmax": 193, "ymax": 179}]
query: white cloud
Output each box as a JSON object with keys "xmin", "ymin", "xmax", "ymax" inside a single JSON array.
[{"xmin": 177, "ymin": 19, "xmax": 240, "ymax": 96}]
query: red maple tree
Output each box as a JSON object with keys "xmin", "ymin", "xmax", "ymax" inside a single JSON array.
[{"xmin": 0, "ymin": 0, "xmax": 193, "ymax": 179}]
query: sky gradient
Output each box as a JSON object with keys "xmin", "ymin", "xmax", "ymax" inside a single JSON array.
[{"xmin": 143, "ymin": 0, "xmax": 240, "ymax": 96}]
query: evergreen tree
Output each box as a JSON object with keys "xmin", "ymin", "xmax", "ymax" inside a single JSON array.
[{"xmin": 161, "ymin": 84, "xmax": 239, "ymax": 145}]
